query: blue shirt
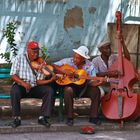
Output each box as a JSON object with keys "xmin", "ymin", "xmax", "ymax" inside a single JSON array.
[{"xmin": 54, "ymin": 57, "xmax": 97, "ymax": 77}]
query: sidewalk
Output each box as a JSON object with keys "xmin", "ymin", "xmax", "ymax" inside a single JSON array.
[
  {"xmin": 1, "ymin": 117, "xmax": 140, "ymax": 134},
  {"xmin": 0, "ymin": 98, "xmax": 140, "ymax": 134},
  {"xmin": 1, "ymin": 84, "xmax": 140, "ymax": 134}
]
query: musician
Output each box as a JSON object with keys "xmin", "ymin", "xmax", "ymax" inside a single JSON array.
[
  {"xmin": 10, "ymin": 41, "xmax": 56, "ymax": 128},
  {"xmin": 92, "ymin": 37, "xmax": 130, "ymax": 94},
  {"xmin": 53, "ymin": 45, "xmax": 105, "ymax": 126}
]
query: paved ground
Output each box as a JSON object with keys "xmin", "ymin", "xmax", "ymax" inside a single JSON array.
[
  {"xmin": 0, "ymin": 116, "xmax": 140, "ymax": 134},
  {"xmin": 0, "ymin": 91, "xmax": 140, "ymax": 135},
  {"xmin": 0, "ymin": 130, "xmax": 140, "ymax": 140},
  {"xmin": 0, "ymin": 99, "xmax": 140, "ymax": 140}
]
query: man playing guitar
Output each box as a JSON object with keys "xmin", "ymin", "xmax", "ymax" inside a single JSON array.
[{"xmin": 53, "ymin": 45, "xmax": 105, "ymax": 126}]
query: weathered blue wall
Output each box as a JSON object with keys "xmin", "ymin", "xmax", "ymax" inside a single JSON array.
[{"xmin": 0, "ymin": 0, "xmax": 139, "ymax": 63}]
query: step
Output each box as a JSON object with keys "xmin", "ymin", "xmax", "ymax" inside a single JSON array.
[
  {"xmin": 0, "ymin": 98, "xmax": 91, "ymax": 119},
  {"xmin": 0, "ymin": 118, "xmax": 140, "ymax": 134}
]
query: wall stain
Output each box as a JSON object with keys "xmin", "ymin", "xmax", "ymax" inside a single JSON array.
[
  {"xmin": 64, "ymin": 6, "xmax": 83, "ymax": 31},
  {"xmin": 88, "ymin": 7, "xmax": 96, "ymax": 14}
]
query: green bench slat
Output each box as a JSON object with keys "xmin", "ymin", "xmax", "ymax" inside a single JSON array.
[
  {"xmin": 0, "ymin": 94, "xmax": 11, "ymax": 99},
  {"xmin": 0, "ymin": 68, "xmax": 11, "ymax": 98},
  {"xmin": 0, "ymin": 69, "xmax": 10, "ymax": 73},
  {"xmin": 0, "ymin": 68, "xmax": 10, "ymax": 78},
  {"xmin": 0, "ymin": 74, "xmax": 10, "ymax": 78}
]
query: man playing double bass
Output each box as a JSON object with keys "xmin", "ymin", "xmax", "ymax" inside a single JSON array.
[
  {"xmin": 53, "ymin": 45, "xmax": 105, "ymax": 126},
  {"xmin": 92, "ymin": 35, "xmax": 130, "ymax": 95},
  {"xmin": 99, "ymin": 11, "xmax": 140, "ymax": 123}
]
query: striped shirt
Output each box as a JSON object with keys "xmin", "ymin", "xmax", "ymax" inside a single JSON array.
[
  {"xmin": 92, "ymin": 54, "xmax": 117, "ymax": 73},
  {"xmin": 10, "ymin": 53, "xmax": 45, "ymax": 87},
  {"xmin": 54, "ymin": 57, "xmax": 97, "ymax": 77}
]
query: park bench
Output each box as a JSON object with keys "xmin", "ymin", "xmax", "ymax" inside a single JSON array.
[
  {"xmin": 0, "ymin": 68, "xmax": 64, "ymax": 121},
  {"xmin": 0, "ymin": 68, "xmax": 11, "ymax": 99}
]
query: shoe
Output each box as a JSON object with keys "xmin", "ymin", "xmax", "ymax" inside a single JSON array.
[
  {"xmin": 38, "ymin": 116, "xmax": 51, "ymax": 127},
  {"xmin": 89, "ymin": 118, "xmax": 101, "ymax": 125},
  {"xmin": 66, "ymin": 119, "xmax": 74, "ymax": 126},
  {"xmin": 11, "ymin": 118, "xmax": 21, "ymax": 128}
]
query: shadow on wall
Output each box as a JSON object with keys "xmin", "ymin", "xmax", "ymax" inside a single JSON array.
[{"xmin": 0, "ymin": 0, "xmax": 124, "ymax": 62}]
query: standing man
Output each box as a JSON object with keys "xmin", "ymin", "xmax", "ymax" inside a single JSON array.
[
  {"xmin": 10, "ymin": 41, "xmax": 55, "ymax": 128},
  {"xmin": 53, "ymin": 45, "xmax": 105, "ymax": 126}
]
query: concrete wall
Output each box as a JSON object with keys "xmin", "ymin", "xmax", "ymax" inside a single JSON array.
[
  {"xmin": 0, "ymin": 0, "xmax": 139, "ymax": 63},
  {"xmin": 108, "ymin": 23, "xmax": 140, "ymax": 71}
]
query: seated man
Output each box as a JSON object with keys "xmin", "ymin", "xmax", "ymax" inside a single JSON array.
[
  {"xmin": 53, "ymin": 45, "xmax": 105, "ymax": 126},
  {"xmin": 10, "ymin": 41, "xmax": 56, "ymax": 128},
  {"xmin": 92, "ymin": 37, "xmax": 130, "ymax": 94}
]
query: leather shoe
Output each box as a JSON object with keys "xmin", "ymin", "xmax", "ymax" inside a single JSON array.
[
  {"xmin": 11, "ymin": 118, "xmax": 21, "ymax": 128},
  {"xmin": 89, "ymin": 118, "xmax": 101, "ymax": 125},
  {"xmin": 38, "ymin": 117, "xmax": 51, "ymax": 127},
  {"xmin": 66, "ymin": 119, "xmax": 74, "ymax": 126}
]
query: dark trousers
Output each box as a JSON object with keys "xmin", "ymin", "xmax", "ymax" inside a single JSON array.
[
  {"xmin": 10, "ymin": 83, "xmax": 54, "ymax": 117},
  {"xmin": 63, "ymin": 84, "xmax": 101, "ymax": 119}
]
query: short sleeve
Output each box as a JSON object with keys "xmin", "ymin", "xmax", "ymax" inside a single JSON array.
[
  {"xmin": 54, "ymin": 58, "xmax": 72, "ymax": 66},
  {"xmin": 10, "ymin": 55, "xmax": 20, "ymax": 75}
]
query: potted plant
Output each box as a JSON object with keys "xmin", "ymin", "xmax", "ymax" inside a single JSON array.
[
  {"xmin": 0, "ymin": 21, "xmax": 18, "ymax": 85},
  {"xmin": 0, "ymin": 21, "xmax": 18, "ymax": 68},
  {"xmin": 40, "ymin": 45, "xmax": 51, "ymax": 64}
]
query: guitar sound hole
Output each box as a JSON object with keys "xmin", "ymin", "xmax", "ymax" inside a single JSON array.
[{"xmin": 74, "ymin": 74, "xmax": 79, "ymax": 79}]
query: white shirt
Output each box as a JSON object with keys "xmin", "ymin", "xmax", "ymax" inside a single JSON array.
[
  {"xmin": 92, "ymin": 54, "xmax": 117, "ymax": 73},
  {"xmin": 10, "ymin": 54, "xmax": 45, "ymax": 87}
]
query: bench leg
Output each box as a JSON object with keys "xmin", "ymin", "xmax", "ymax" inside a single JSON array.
[{"xmin": 58, "ymin": 96, "xmax": 64, "ymax": 122}]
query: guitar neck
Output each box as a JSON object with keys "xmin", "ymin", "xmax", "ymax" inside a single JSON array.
[
  {"xmin": 80, "ymin": 75, "xmax": 119, "ymax": 84},
  {"xmin": 44, "ymin": 67, "xmax": 55, "ymax": 76},
  {"xmin": 80, "ymin": 75, "xmax": 103, "ymax": 81}
]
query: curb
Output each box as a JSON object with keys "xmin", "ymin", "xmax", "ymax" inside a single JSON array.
[{"xmin": 0, "ymin": 120, "xmax": 140, "ymax": 134}]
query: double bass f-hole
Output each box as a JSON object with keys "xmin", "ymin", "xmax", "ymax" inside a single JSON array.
[
  {"xmin": 105, "ymin": 88, "xmax": 116, "ymax": 101},
  {"xmin": 105, "ymin": 87, "xmax": 132, "ymax": 102},
  {"xmin": 117, "ymin": 87, "xmax": 132, "ymax": 98},
  {"xmin": 124, "ymin": 87, "xmax": 133, "ymax": 98}
]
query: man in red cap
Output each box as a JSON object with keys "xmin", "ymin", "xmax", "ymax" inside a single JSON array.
[
  {"xmin": 10, "ymin": 41, "xmax": 56, "ymax": 128},
  {"xmin": 27, "ymin": 41, "xmax": 39, "ymax": 50}
]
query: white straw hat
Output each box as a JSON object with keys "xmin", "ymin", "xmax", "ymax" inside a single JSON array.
[
  {"xmin": 73, "ymin": 45, "xmax": 90, "ymax": 59},
  {"xmin": 97, "ymin": 40, "xmax": 111, "ymax": 49}
]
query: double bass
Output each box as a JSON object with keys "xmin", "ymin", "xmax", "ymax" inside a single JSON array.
[{"xmin": 101, "ymin": 11, "xmax": 140, "ymax": 125}]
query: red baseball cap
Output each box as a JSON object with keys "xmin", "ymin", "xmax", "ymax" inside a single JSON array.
[{"xmin": 27, "ymin": 41, "xmax": 39, "ymax": 50}]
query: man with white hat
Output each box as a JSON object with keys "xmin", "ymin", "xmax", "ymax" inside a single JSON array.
[
  {"xmin": 53, "ymin": 45, "xmax": 105, "ymax": 126},
  {"xmin": 92, "ymin": 37, "xmax": 130, "ymax": 93}
]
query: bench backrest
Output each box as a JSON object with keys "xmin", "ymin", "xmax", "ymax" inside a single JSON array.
[{"xmin": 0, "ymin": 68, "xmax": 10, "ymax": 78}]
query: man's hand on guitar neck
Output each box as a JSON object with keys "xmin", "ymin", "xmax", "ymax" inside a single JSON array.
[
  {"xmin": 103, "ymin": 70, "xmax": 120, "ymax": 78},
  {"xmin": 90, "ymin": 77, "xmax": 106, "ymax": 87}
]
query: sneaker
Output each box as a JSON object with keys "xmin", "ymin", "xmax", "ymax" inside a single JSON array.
[
  {"xmin": 38, "ymin": 116, "xmax": 51, "ymax": 127},
  {"xmin": 89, "ymin": 118, "xmax": 101, "ymax": 125},
  {"xmin": 66, "ymin": 118, "xmax": 74, "ymax": 126},
  {"xmin": 11, "ymin": 118, "xmax": 21, "ymax": 128}
]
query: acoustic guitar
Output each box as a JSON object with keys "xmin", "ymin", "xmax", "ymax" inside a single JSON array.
[{"xmin": 55, "ymin": 64, "xmax": 116, "ymax": 86}]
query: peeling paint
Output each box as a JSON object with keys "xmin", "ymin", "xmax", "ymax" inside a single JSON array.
[
  {"xmin": 88, "ymin": 7, "xmax": 96, "ymax": 14},
  {"xmin": 64, "ymin": 6, "xmax": 83, "ymax": 31}
]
